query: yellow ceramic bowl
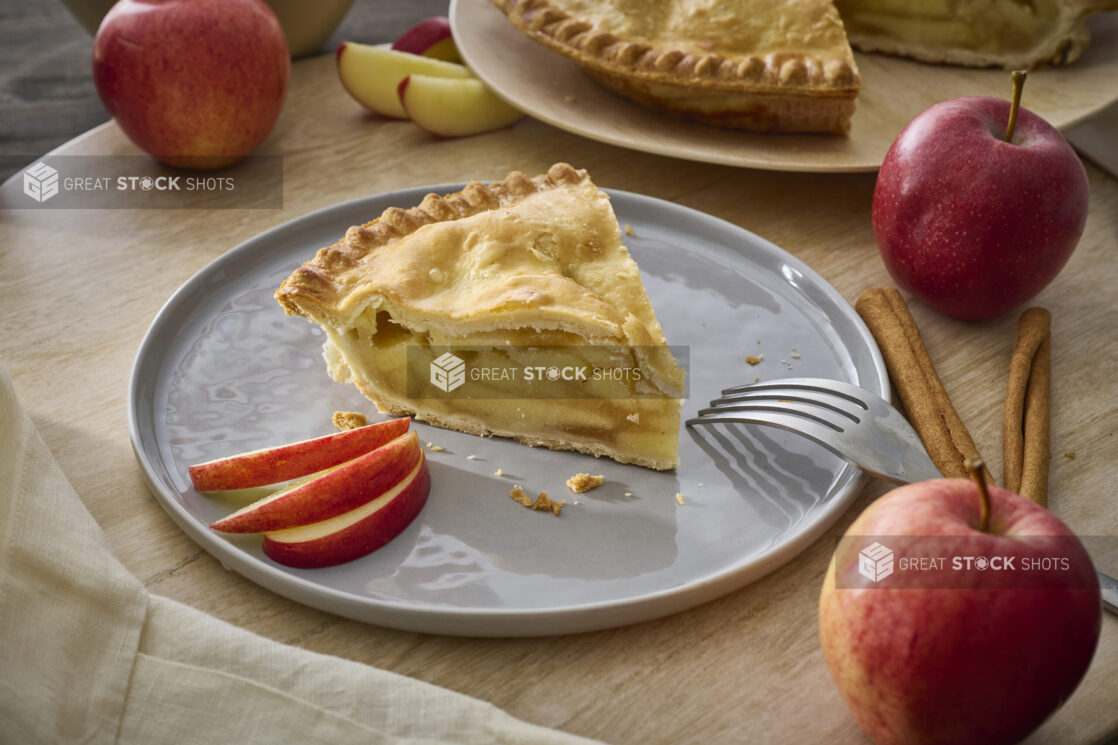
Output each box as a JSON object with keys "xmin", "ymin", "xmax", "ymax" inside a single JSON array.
[{"xmin": 62, "ymin": 0, "xmax": 356, "ymax": 58}]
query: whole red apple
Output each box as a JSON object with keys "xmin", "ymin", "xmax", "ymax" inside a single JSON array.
[
  {"xmin": 872, "ymin": 74, "xmax": 1088, "ymax": 320},
  {"xmin": 92, "ymin": 0, "xmax": 289, "ymax": 169},
  {"xmin": 820, "ymin": 477, "xmax": 1100, "ymax": 745}
]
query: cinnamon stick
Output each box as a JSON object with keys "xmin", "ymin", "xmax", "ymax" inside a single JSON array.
[
  {"xmin": 1003, "ymin": 307, "xmax": 1051, "ymax": 506},
  {"xmin": 855, "ymin": 287, "xmax": 991, "ymax": 481}
]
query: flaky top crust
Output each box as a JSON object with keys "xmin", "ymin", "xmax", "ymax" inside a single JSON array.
[
  {"xmin": 275, "ymin": 163, "xmax": 685, "ymax": 397},
  {"xmin": 276, "ymin": 163, "xmax": 592, "ymax": 323},
  {"xmin": 491, "ymin": 0, "xmax": 860, "ymax": 96}
]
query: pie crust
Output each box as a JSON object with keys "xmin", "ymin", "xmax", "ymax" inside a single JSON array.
[
  {"xmin": 276, "ymin": 163, "xmax": 685, "ymax": 470},
  {"xmin": 491, "ymin": 0, "xmax": 861, "ymax": 134}
]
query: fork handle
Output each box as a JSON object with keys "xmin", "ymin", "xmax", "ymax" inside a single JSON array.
[{"xmin": 1100, "ymin": 571, "xmax": 1118, "ymax": 615}]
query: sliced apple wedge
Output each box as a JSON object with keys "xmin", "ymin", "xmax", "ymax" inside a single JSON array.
[
  {"xmin": 263, "ymin": 453, "xmax": 431, "ymax": 569},
  {"xmin": 398, "ymin": 74, "xmax": 525, "ymax": 138},
  {"xmin": 336, "ymin": 42, "xmax": 471, "ymax": 119},
  {"xmin": 391, "ymin": 17, "xmax": 461, "ymax": 63},
  {"xmin": 188, "ymin": 417, "xmax": 410, "ymax": 492},
  {"xmin": 201, "ymin": 467, "xmax": 335, "ymax": 506},
  {"xmin": 210, "ymin": 431, "xmax": 422, "ymax": 533}
]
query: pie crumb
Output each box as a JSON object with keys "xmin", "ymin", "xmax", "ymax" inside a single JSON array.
[
  {"xmin": 1064, "ymin": 451, "xmax": 1077, "ymax": 459},
  {"xmin": 566, "ymin": 473, "xmax": 605, "ymax": 493},
  {"xmin": 624, "ymin": 223, "xmax": 635, "ymax": 237},
  {"xmin": 510, "ymin": 485, "xmax": 564, "ymax": 515},
  {"xmin": 332, "ymin": 411, "xmax": 367, "ymax": 431},
  {"xmin": 467, "ymin": 454, "xmax": 477, "ymax": 460},
  {"xmin": 626, "ymin": 412, "xmax": 640, "ymax": 424},
  {"xmin": 746, "ymin": 354, "xmax": 763, "ymax": 365},
  {"xmin": 791, "ymin": 352, "xmax": 801, "ymax": 359},
  {"xmin": 624, "ymin": 491, "xmax": 632, "ymax": 497},
  {"xmin": 510, "ymin": 485, "xmax": 533, "ymax": 507},
  {"xmin": 675, "ymin": 492, "xmax": 685, "ymax": 506},
  {"xmin": 428, "ymin": 444, "xmax": 444, "ymax": 452},
  {"xmin": 495, "ymin": 468, "xmax": 504, "ymax": 477},
  {"xmin": 754, "ymin": 375, "xmax": 760, "ymax": 383}
]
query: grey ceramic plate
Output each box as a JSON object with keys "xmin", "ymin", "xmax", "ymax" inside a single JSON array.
[{"xmin": 129, "ymin": 184, "xmax": 886, "ymax": 637}]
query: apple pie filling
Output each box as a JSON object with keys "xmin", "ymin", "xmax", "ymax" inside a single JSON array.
[{"xmin": 835, "ymin": 0, "xmax": 1090, "ymax": 67}]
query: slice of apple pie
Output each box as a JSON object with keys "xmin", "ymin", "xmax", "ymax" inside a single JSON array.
[{"xmin": 275, "ymin": 163, "xmax": 685, "ymax": 470}]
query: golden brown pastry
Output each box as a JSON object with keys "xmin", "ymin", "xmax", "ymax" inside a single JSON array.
[
  {"xmin": 276, "ymin": 163, "xmax": 685, "ymax": 470},
  {"xmin": 491, "ymin": 0, "xmax": 862, "ymax": 134}
]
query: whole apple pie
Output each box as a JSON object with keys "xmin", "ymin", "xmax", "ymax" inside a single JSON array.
[
  {"xmin": 491, "ymin": 0, "xmax": 1116, "ymax": 134},
  {"xmin": 276, "ymin": 163, "xmax": 685, "ymax": 470}
]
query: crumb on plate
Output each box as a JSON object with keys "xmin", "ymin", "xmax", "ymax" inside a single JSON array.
[
  {"xmin": 566, "ymin": 473, "xmax": 605, "ymax": 493},
  {"xmin": 332, "ymin": 411, "xmax": 367, "ymax": 431},
  {"xmin": 510, "ymin": 485, "xmax": 565, "ymax": 516}
]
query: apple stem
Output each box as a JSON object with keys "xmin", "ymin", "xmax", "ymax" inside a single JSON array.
[
  {"xmin": 1004, "ymin": 70, "xmax": 1027, "ymax": 144},
  {"xmin": 966, "ymin": 458, "xmax": 991, "ymax": 533}
]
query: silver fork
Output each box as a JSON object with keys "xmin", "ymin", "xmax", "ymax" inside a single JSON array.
[
  {"xmin": 685, "ymin": 376, "xmax": 1118, "ymax": 614},
  {"xmin": 686, "ymin": 377, "xmax": 940, "ymax": 485}
]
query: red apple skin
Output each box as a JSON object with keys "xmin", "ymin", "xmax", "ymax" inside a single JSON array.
[
  {"xmin": 390, "ymin": 17, "xmax": 458, "ymax": 62},
  {"xmin": 872, "ymin": 97, "xmax": 1088, "ymax": 320},
  {"xmin": 262, "ymin": 456, "xmax": 430, "ymax": 569},
  {"xmin": 396, "ymin": 75, "xmax": 412, "ymax": 108},
  {"xmin": 820, "ymin": 479, "xmax": 1100, "ymax": 745},
  {"xmin": 189, "ymin": 417, "xmax": 409, "ymax": 492},
  {"xmin": 209, "ymin": 430, "xmax": 421, "ymax": 533},
  {"xmin": 92, "ymin": 0, "xmax": 290, "ymax": 169}
]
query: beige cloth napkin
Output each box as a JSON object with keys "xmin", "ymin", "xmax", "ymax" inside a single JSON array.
[{"xmin": 0, "ymin": 362, "xmax": 603, "ymax": 745}]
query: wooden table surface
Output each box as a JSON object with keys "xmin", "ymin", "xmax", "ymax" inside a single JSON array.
[{"xmin": 3, "ymin": 21, "xmax": 1118, "ymax": 745}]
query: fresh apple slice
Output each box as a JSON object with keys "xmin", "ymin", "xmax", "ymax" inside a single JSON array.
[
  {"xmin": 210, "ymin": 431, "xmax": 422, "ymax": 533},
  {"xmin": 336, "ymin": 42, "xmax": 471, "ymax": 119},
  {"xmin": 398, "ymin": 74, "xmax": 524, "ymax": 138},
  {"xmin": 391, "ymin": 17, "xmax": 461, "ymax": 63},
  {"xmin": 188, "ymin": 417, "xmax": 409, "ymax": 492},
  {"xmin": 262, "ymin": 453, "xmax": 431, "ymax": 569},
  {"xmin": 201, "ymin": 466, "xmax": 335, "ymax": 505}
]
